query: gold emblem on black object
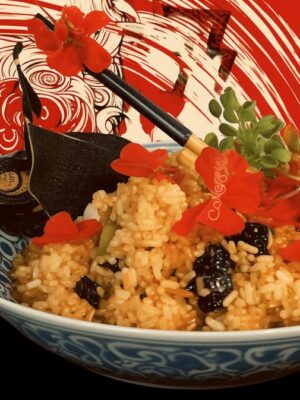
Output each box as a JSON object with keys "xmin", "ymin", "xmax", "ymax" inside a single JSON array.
[
  {"xmin": 0, "ymin": 156, "xmax": 31, "ymax": 204},
  {"xmin": 0, "ymin": 155, "xmax": 48, "ymax": 237}
]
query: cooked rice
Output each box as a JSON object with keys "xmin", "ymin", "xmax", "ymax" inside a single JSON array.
[{"xmin": 11, "ymin": 155, "xmax": 300, "ymax": 331}]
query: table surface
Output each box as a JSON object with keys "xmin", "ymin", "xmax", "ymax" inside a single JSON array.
[{"xmin": 1, "ymin": 317, "xmax": 299, "ymax": 395}]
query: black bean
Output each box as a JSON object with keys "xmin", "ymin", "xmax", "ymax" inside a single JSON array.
[
  {"xmin": 193, "ymin": 244, "xmax": 235, "ymax": 276},
  {"xmin": 198, "ymin": 274, "xmax": 233, "ymax": 313},
  {"xmin": 75, "ymin": 276, "xmax": 100, "ymax": 309},
  {"xmin": 192, "ymin": 244, "xmax": 235, "ymax": 313},
  {"xmin": 227, "ymin": 222, "xmax": 270, "ymax": 255}
]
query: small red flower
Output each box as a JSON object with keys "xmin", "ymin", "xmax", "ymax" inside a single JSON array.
[
  {"xmin": 111, "ymin": 143, "xmax": 177, "ymax": 182},
  {"xmin": 256, "ymin": 192, "xmax": 300, "ymax": 228},
  {"xmin": 278, "ymin": 240, "xmax": 300, "ymax": 262},
  {"xmin": 263, "ymin": 175, "xmax": 299, "ymax": 202},
  {"xmin": 32, "ymin": 211, "xmax": 102, "ymax": 246},
  {"xmin": 258, "ymin": 160, "xmax": 300, "ymax": 226},
  {"xmin": 27, "ymin": 6, "xmax": 112, "ymax": 76},
  {"xmin": 172, "ymin": 147, "xmax": 263, "ymax": 236}
]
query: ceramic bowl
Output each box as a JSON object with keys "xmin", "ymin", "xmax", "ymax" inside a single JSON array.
[
  {"xmin": 1, "ymin": 142, "xmax": 300, "ymax": 389},
  {"xmin": 2, "ymin": 226, "xmax": 300, "ymax": 389}
]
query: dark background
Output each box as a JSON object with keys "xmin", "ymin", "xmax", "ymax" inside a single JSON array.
[{"xmin": 1, "ymin": 316, "xmax": 298, "ymax": 396}]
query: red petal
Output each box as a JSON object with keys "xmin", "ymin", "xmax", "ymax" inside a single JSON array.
[
  {"xmin": 149, "ymin": 149, "xmax": 169, "ymax": 169},
  {"xmin": 74, "ymin": 219, "xmax": 102, "ymax": 240},
  {"xmin": 257, "ymin": 192, "xmax": 300, "ymax": 227},
  {"xmin": 195, "ymin": 148, "xmax": 248, "ymax": 193},
  {"xmin": 111, "ymin": 143, "xmax": 168, "ymax": 177},
  {"xmin": 224, "ymin": 150, "xmax": 249, "ymax": 182},
  {"xmin": 32, "ymin": 213, "xmax": 102, "ymax": 246},
  {"xmin": 111, "ymin": 159, "xmax": 153, "ymax": 177},
  {"xmin": 62, "ymin": 6, "xmax": 84, "ymax": 32},
  {"xmin": 54, "ymin": 19, "xmax": 68, "ymax": 44},
  {"xmin": 152, "ymin": 171, "xmax": 175, "ymax": 183},
  {"xmin": 84, "ymin": 10, "xmax": 110, "ymax": 35},
  {"xmin": 121, "ymin": 143, "xmax": 168, "ymax": 168},
  {"xmin": 196, "ymin": 147, "xmax": 262, "ymax": 215},
  {"xmin": 76, "ymin": 36, "xmax": 112, "ymax": 73},
  {"xmin": 172, "ymin": 203, "xmax": 206, "ymax": 236},
  {"xmin": 27, "ymin": 18, "xmax": 58, "ymax": 52},
  {"xmin": 47, "ymin": 45, "xmax": 82, "ymax": 76},
  {"xmin": 120, "ymin": 143, "xmax": 153, "ymax": 163},
  {"xmin": 196, "ymin": 199, "xmax": 245, "ymax": 236},
  {"xmin": 32, "ymin": 235, "xmax": 69, "ymax": 246},
  {"xmin": 264, "ymin": 175, "xmax": 299, "ymax": 200},
  {"xmin": 223, "ymin": 171, "xmax": 263, "ymax": 214},
  {"xmin": 44, "ymin": 212, "xmax": 78, "ymax": 237},
  {"xmin": 195, "ymin": 147, "xmax": 219, "ymax": 192},
  {"xmin": 278, "ymin": 240, "xmax": 300, "ymax": 262}
]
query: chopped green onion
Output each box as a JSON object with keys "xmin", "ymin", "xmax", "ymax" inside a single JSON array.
[{"xmin": 97, "ymin": 223, "xmax": 118, "ymax": 256}]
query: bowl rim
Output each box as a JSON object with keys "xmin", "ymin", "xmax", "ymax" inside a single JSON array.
[{"xmin": 1, "ymin": 297, "xmax": 300, "ymax": 343}]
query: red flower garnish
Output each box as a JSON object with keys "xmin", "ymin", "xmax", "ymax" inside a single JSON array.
[
  {"xmin": 32, "ymin": 211, "xmax": 102, "ymax": 246},
  {"xmin": 278, "ymin": 240, "xmax": 300, "ymax": 262},
  {"xmin": 172, "ymin": 147, "xmax": 263, "ymax": 236},
  {"xmin": 257, "ymin": 157, "xmax": 300, "ymax": 226},
  {"xmin": 256, "ymin": 192, "xmax": 300, "ymax": 228},
  {"xmin": 263, "ymin": 174, "xmax": 299, "ymax": 202},
  {"xmin": 111, "ymin": 143, "xmax": 177, "ymax": 182},
  {"xmin": 27, "ymin": 6, "xmax": 112, "ymax": 76}
]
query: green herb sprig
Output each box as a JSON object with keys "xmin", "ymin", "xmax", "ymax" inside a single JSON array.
[{"xmin": 205, "ymin": 87, "xmax": 291, "ymax": 176}]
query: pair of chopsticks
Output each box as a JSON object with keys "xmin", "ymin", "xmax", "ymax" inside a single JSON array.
[
  {"xmin": 88, "ymin": 68, "xmax": 207, "ymax": 167},
  {"xmin": 33, "ymin": 13, "xmax": 208, "ymax": 168}
]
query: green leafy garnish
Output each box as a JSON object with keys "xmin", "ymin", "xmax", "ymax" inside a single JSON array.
[
  {"xmin": 205, "ymin": 87, "xmax": 290, "ymax": 175},
  {"xmin": 209, "ymin": 99, "xmax": 222, "ymax": 118}
]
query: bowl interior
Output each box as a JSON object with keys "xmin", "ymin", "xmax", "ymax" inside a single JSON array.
[
  {"xmin": 1, "ymin": 141, "xmax": 300, "ymax": 342},
  {"xmin": 0, "ymin": 142, "xmax": 179, "ymax": 303},
  {"xmin": 1, "ymin": 189, "xmax": 300, "ymax": 390}
]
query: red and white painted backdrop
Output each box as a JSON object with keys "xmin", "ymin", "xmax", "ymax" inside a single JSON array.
[{"xmin": 0, "ymin": 0, "xmax": 299, "ymax": 155}]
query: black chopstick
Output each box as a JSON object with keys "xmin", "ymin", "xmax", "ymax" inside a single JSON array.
[
  {"xmin": 90, "ymin": 68, "xmax": 206, "ymax": 155},
  {"xmin": 87, "ymin": 68, "xmax": 191, "ymax": 146}
]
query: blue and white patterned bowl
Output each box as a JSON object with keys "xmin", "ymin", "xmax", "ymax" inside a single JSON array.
[
  {"xmin": 1, "ymin": 231, "xmax": 300, "ymax": 389},
  {"xmin": 1, "ymin": 141, "xmax": 300, "ymax": 389}
]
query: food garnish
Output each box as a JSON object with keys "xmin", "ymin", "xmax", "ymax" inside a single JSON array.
[
  {"xmin": 278, "ymin": 240, "xmax": 300, "ymax": 262},
  {"xmin": 32, "ymin": 211, "xmax": 102, "ymax": 246},
  {"xmin": 205, "ymin": 87, "xmax": 291, "ymax": 177},
  {"xmin": 27, "ymin": 5, "xmax": 111, "ymax": 76},
  {"xmin": 172, "ymin": 147, "xmax": 263, "ymax": 236},
  {"xmin": 97, "ymin": 223, "xmax": 118, "ymax": 256}
]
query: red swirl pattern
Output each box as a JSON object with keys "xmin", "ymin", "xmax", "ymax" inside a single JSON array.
[
  {"xmin": 0, "ymin": 0, "xmax": 298, "ymax": 153},
  {"xmin": 0, "ymin": 79, "xmax": 24, "ymax": 153},
  {"xmin": 0, "ymin": 72, "xmax": 95, "ymax": 155},
  {"xmin": 0, "ymin": 2, "xmax": 127, "ymax": 155}
]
